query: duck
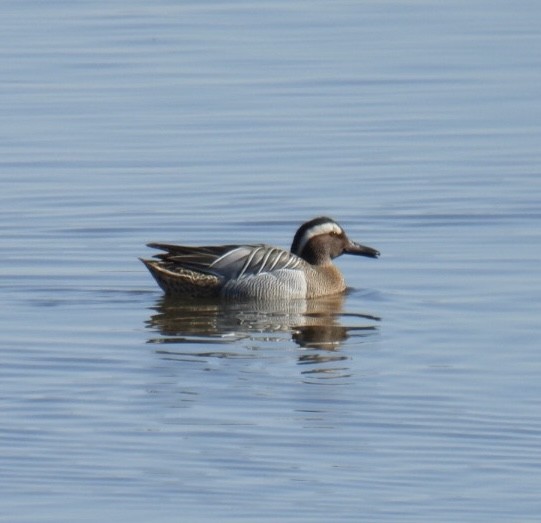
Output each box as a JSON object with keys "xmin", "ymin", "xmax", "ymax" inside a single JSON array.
[{"xmin": 141, "ymin": 216, "xmax": 379, "ymax": 300}]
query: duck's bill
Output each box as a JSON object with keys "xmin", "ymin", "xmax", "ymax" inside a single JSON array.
[{"xmin": 345, "ymin": 241, "xmax": 380, "ymax": 258}]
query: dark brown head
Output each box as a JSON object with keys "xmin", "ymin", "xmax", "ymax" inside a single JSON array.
[{"xmin": 290, "ymin": 216, "xmax": 380, "ymax": 266}]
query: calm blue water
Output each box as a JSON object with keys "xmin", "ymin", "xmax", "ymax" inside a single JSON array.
[{"xmin": 2, "ymin": 1, "xmax": 541, "ymax": 521}]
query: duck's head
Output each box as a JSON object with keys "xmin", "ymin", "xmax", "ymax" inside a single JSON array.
[{"xmin": 291, "ymin": 216, "xmax": 380, "ymax": 266}]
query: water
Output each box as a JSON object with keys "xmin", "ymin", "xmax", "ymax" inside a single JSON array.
[{"xmin": 2, "ymin": 1, "xmax": 541, "ymax": 521}]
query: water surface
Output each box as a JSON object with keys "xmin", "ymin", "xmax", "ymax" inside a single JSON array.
[{"xmin": 1, "ymin": 1, "xmax": 541, "ymax": 522}]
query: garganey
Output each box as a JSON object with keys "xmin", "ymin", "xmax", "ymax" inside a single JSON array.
[{"xmin": 141, "ymin": 216, "xmax": 379, "ymax": 300}]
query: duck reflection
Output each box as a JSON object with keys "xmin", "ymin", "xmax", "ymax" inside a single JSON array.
[{"xmin": 146, "ymin": 293, "xmax": 379, "ymax": 351}]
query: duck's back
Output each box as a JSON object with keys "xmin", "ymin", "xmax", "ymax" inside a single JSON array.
[{"xmin": 144, "ymin": 243, "xmax": 310, "ymax": 300}]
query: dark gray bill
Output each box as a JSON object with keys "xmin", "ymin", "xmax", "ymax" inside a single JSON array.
[{"xmin": 344, "ymin": 241, "xmax": 380, "ymax": 258}]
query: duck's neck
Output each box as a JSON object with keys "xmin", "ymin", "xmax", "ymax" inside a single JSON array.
[{"xmin": 306, "ymin": 264, "xmax": 346, "ymax": 298}]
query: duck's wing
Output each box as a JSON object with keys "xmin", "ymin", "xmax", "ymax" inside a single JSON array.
[
  {"xmin": 147, "ymin": 243, "xmax": 240, "ymax": 265},
  {"xmin": 210, "ymin": 244, "xmax": 304, "ymax": 280},
  {"xmin": 147, "ymin": 243, "xmax": 304, "ymax": 280}
]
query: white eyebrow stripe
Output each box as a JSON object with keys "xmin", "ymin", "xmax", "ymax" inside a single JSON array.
[{"xmin": 296, "ymin": 222, "xmax": 342, "ymax": 255}]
